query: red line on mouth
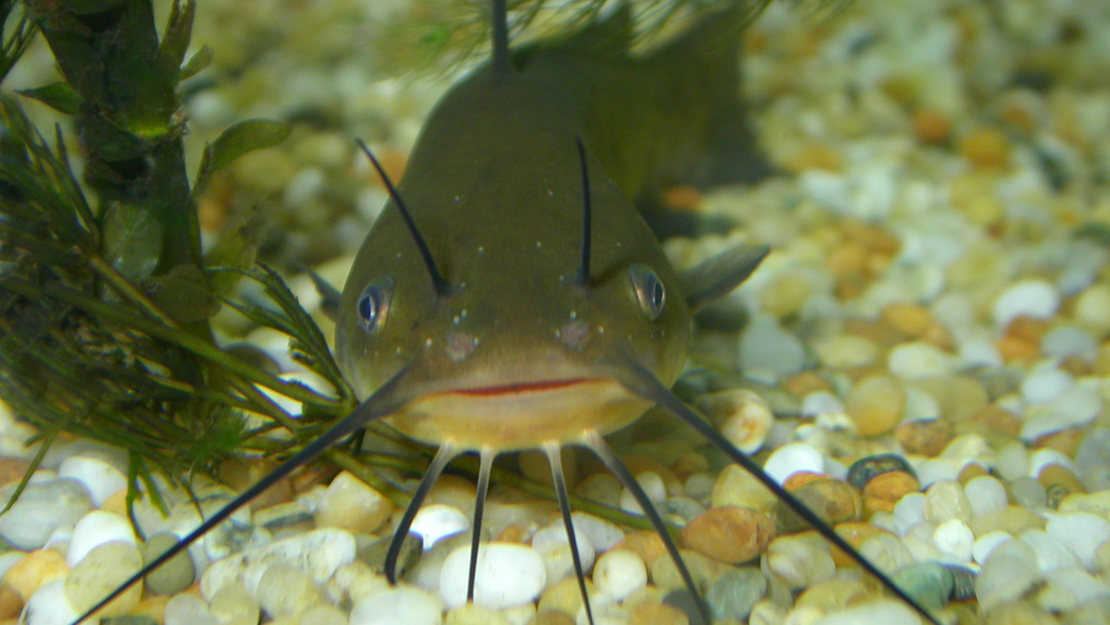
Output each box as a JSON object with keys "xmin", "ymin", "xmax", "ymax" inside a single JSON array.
[{"xmin": 451, "ymin": 378, "xmax": 592, "ymax": 396}]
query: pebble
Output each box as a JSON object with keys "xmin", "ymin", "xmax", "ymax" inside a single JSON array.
[
  {"xmin": 738, "ymin": 314, "xmax": 807, "ymax": 381},
  {"xmin": 895, "ymin": 419, "xmax": 952, "ymax": 457},
  {"xmin": 300, "ymin": 603, "xmax": 350, "ymax": 625},
  {"xmin": 200, "ymin": 528, "xmax": 355, "ymax": 597},
  {"xmin": 57, "ymin": 451, "xmax": 127, "ymax": 508},
  {"xmin": 891, "ymin": 561, "xmax": 953, "ymax": 611},
  {"xmin": 762, "ymin": 443, "xmax": 825, "ymax": 484},
  {"xmin": 696, "ymin": 389, "xmax": 773, "ymax": 454},
  {"xmin": 1046, "ymin": 512, "xmax": 1110, "ymax": 572},
  {"xmin": 163, "ymin": 593, "xmax": 221, "ymax": 625},
  {"xmin": 993, "ymin": 280, "xmax": 1061, "ymax": 327},
  {"xmin": 931, "ymin": 518, "xmax": 974, "ymax": 562},
  {"xmin": 140, "ymin": 533, "xmax": 196, "ymax": 595},
  {"xmin": 63, "ymin": 542, "xmax": 143, "ymax": 617},
  {"xmin": 618, "ymin": 471, "xmax": 667, "ymax": 515},
  {"xmin": 439, "ymin": 542, "xmax": 546, "ymax": 609},
  {"xmin": 922, "ymin": 480, "xmax": 972, "ymax": 523},
  {"xmin": 629, "ymin": 600, "xmax": 689, "ymax": 625},
  {"xmin": 21, "ymin": 579, "xmax": 79, "ymax": 625},
  {"xmin": 0, "ymin": 479, "xmax": 90, "ymax": 551},
  {"xmin": 537, "ymin": 576, "xmax": 599, "ymax": 622},
  {"xmin": 858, "ymin": 532, "xmax": 915, "ymax": 574},
  {"xmin": 679, "ymin": 507, "xmax": 775, "ymax": 564},
  {"xmin": 813, "ymin": 334, "xmax": 879, "ymax": 369},
  {"xmin": 257, "ymin": 564, "xmax": 322, "ymax": 618},
  {"xmin": 843, "ymin": 375, "xmax": 906, "ymax": 436},
  {"xmin": 773, "ymin": 479, "xmax": 862, "ymax": 534},
  {"xmin": 592, "ymin": 549, "xmax": 646, "ymax": 601},
  {"xmin": 706, "ymin": 567, "xmax": 767, "ymax": 622},
  {"xmin": 207, "ymin": 581, "xmax": 261, "ymax": 624},
  {"xmin": 1021, "ymin": 528, "xmax": 1082, "ymax": 574},
  {"xmin": 650, "ymin": 549, "xmax": 728, "ymax": 594},
  {"xmin": 2, "ymin": 549, "xmax": 67, "ymax": 601},
  {"xmin": 862, "ymin": 471, "xmax": 919, "ymax": 514},
  {"xmin": 977, "ymin": 548, "xmax": 1042, "ymax": 611},
  {"xmin": 964, "ymin": 476, "xmax": 1009, "ymax": 518},
  {"xmin": 711, "ymin": 464, "xmax": 780, "ymax": 512},
  {"xmin": 1010, "ymin": 476, "xmax": 1049, "ymax": 509},
  {"xmin": 314, "ymin": 471, "xmax": 393, "ymax": 534},
  {"xmin": 349, "ymin": 585, "xmax": 443, "ymax": 625},
  {"xmin": 765, "ymin": 534, "xmax": 834, "ymax": 590},
  {"xmin": 532, "ymin": 519, "xmax": 595, "ymax": 584},
  {"xmin": 445, "ymin": 603, "xmax": 512, "ymax": 625},
  {"xmin": 973, "ymin": 531, "xmax": 1013, "ymax": 565},
  {"xmin": 66, "ymin": 510, "xmax": 136, "ymax": 567},
  {"xmin": 410, "ymin": 503, "xmax": 471, "ymax": 550}
]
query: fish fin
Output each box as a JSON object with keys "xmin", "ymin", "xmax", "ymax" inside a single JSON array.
[
  {"xmin": 303, "ymin": 265, "xmax": 342, "ymax": 321},
  {"xmin": 679, "ymin": 243, "xmax": 769, "ymax": 312}
]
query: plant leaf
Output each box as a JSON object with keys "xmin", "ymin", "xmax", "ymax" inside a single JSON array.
[
  {"xmin": 17, "ymin": 82, "xmax": 80, "ymax": 115},
  {"xmin": 196, "ymin": 119, "xmax": 290, "ymax": 189},
  {"xmin": 179, "ymin": 44, "xmax": 212, "ymax": 81}
]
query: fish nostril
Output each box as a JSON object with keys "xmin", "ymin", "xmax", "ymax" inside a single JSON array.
[
  {"xmin": 444, "ymin": 331, "xmax": 479, "ymax": 362},
  {"xmin": 559, "ymin": 320, "xmax": 591, "ymax": 350}
]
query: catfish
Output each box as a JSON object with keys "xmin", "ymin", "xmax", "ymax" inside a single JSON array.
[{"xmin": 71, "ymin": 2, "xmax": 940, "ymax": 624}]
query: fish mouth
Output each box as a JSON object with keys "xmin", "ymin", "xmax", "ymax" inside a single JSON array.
[{"xmin": 387, "ymin": 376, "xmax": 650, "ymax": 451}]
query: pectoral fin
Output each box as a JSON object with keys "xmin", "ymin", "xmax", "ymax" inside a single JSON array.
[{"xmin": 678, "ymin": 243, "xmax": 769, "ymax": 312}]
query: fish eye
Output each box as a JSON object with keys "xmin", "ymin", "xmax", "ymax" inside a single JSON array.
[
  {"xmin": 357, "ymin": 277, "xmax": 394, "ymax": 334},
  {"xmin": 629, "ymin": 264, "xmax": 665, "ymax": 321}
]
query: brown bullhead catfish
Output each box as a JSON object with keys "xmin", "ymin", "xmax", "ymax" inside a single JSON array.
[{"xmin": 73, "ymin": 2, "xmax": 940, "ymax": 624}]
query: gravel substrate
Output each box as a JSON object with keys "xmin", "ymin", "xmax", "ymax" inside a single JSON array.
[{"xmin": 3, "ymin": 1, "xmax": 1110, "ymax": 625}]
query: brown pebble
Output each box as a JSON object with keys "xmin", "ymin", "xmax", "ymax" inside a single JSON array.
[
  {"xmin": 863, "ymin": 471, "xmax": 920, "ymax": 515},
  {"xmin": 680, "ymin": 507, "xmax": 775, "ymax": 564},
  {"xmin": 784, "ymin": 143, "xmax": 843, "ymax": 172},
  {"xmin": 1032, "ymin": 427, "xmax": 1084, "ymax": 457},
  {"xmin": 997, "ymin": 334, "xmax": 1040, "ymax": 364},
  {"xmin": 782, "ymin": 471, "xmax": 827, "ymax": 491},
  {"xmin": 0, "ymin": 584, "xmax": 22, "ymax": 620},
  {"xmin": 531, "ymin": 610, "xmax": 577, "ymax": 625},
  {"xmin": 773, "ymin": 479, "xmax": 862, "ymax": 534},
  {"xmin": 616, "ymin": 531, "xmax": 667, "ymax": 568},
  {"xmin": 0, "ymin": 458, "xmax": 31, "ymax": 489},
  {"xmin": 958, "ymin": 463, "xmax": 989, "ymax": 484},
  {"xmin": 973, "ymin": 403, "xmax": 1023, "ymax": 437},
  {"xmin": 782, "ymin": 371, "xmax": 833, "ymax": 399},
  {"xmin": 895, "ymin": 419, "xmax": 953, "ymax": 457},
  {"xmin": 660, "ymin": 185, "xmax": 703, "ymax": 211},
  {"xmin": 629, "ymin": 601, "xmax": 690, "ymax": 625},
  {"xmin": 2, "ymin": 549, "xmax": 68, "ymax": 601},
  {"xmin": 958, "ymin": 126, "xmax": 1011, "ymax": 169},
  {"xmin": 828, "ymin": 523, "xmax": 888, "ymax": 567},
  {"xmin": 844, "ymin": 375, "xmax": 906, "ymax": 436},
  {"xmin": 912, "ymin": 107, "xmax": 952, "ymax": 144},
  {"xmin": 882, "ymin": 302, "xmax": 934, "ymax": 338}
]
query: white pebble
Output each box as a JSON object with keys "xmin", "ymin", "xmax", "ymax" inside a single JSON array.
[
  {"xmin": 1019, "ymin": 529, "xmax": 1082, "ymax": 574},
  {"xmin": 972, "ymin": 531, "xmax": 1013, "ymax": 565},
  {"xmin": 993, "ymin": 280, "xmax": 1060, "ymax": 327},
  {"xmin": 201, "ymin": 528, "xmax": 355, "ymax": 598},
  {"xmin": 1028, "ymin": 448, "xmax": 1077, "ymax": 476},
  {"xmin": 800, "ymin": 392, "xmax": 844, "ymax": 419},
  {"xmin": 893, "ymin": 493, "xmax": 926, "ymax": 536},
  {"xmin": 913, "ymin": 458, "xmax": 964, "ymax": 487},
  {"xmin": 1045, "ymin": 512, "xmax": 1110, "ymax": 571},
  {"xmin": 66, "ymin": 510, "xmax": 136, "ymax": 567},
  {"xmin": 439, "ymin": 542, "xmax": 546, "ymax": 610},
  {"xmin": 1041, "ymin": 325, "xmax": 1098, "ymax": 361},
  {"xmin": 887, "ymin": 341, "xmax": 955, "ymax": 379},
  {"xmin": 923, "ymin": 480, "xmax": 972, "ymax": 523},
  {"xmin": 411, "ymin": 504, "xmax": 471, "ymax": 551},
  {"xmin": 766, "ymin": 535, "xmax": 835, "ymax": 589},
  {"xmin": 1044, "ymin": 568, "xmax": 1110, "ymax": 607},
  {"xmin": 256, "ymin": 564, "xmax": 322, "ymax": 618},
  {"xmin": 58, "ymin": 452, "xmax": 127, "ymax": 507},
  {"xmin": 964, "ymin": 476, "xmax": 1008, "ymax": 517},
  {"xmin": 532, "ymin": 521, "xmax": 595, "ymax": 584},
  {"xmin": 739, "ymin": 314, "xmax": 806, "ymax": 382},
  {"xmin": 762, "ymin": 443, "xmax": 824, "ymax": 485},
  {"xmin": 1021, "ymin": 365, "xmax": 1073, "ymax": 404},
  {"xmin": 315, "ymin": 471, "xmax": 393, "ymax": 534},
  {"xmin": 618, "ymin": 471, "xmax": 666, "ymax": 515},
  {"xmin": 21, "ymin": 580, "xmax": 79, "ymax": 625},
  {"xmin": 350, "ymin": 585, "xmax": 442, "ymax": 625},
  {"xmin": 0, "ymin": 478, "xmax": 90, "ymax": 550},
  {"xmin": 995, "ymin": 442, "xmax": 1030, "ymax": 481},
  {"xmin": 932, "ymin": 519, "xmax": 974, "ymax": 562},
  {"xmin": 718, "ymin": 390, "xmax": 774, "ymax": 454},
  {"xmin": 593, "ymin": 549, "xmax": 647, "ymax": 601},
  {"xmin": 976, "ymin": 552, "xmax": 1040, "ymax": 612},
  {"xmin": 902, "ymin": 387, "xmax": 940, "ymax": 421},
  {"xmin": 567, "ymin": 513, "xmax": 625, "ymax": 553}
]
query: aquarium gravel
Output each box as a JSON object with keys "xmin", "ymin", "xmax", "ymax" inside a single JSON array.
[{"xmin": 3, "ymin": 1, "xmax": 1110, "ymax": 624}]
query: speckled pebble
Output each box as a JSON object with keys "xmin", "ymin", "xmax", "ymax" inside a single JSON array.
[
  {"xmin": 200, "ymin": 528, "xmax": 355, "ymax": 598},
  {"xmin": 847, "ymin": 454, "xmax": 915, "ymax": 490},
  {"xmin": 256, "ymin": 564, "xmax": 322, "ymax": 618},
  {"xmin": 140, "ymin": 532, "xmax": 195, "ymax": 595},
  {"xmin": 680, "ymin": 507, "xmax": 775, "ymax": 564},
  {"xmin": 863, "ymin": 471, "xmax": 920, "ymax": 514},
  {"xmin": 706, "ymin": 566, "xmax": 767, "ymax": 622},
  {"xmin": 773, "ymin": 479, "xmax": 862, "ymax": 534},
  {"xmin": 64, "ymin": 542, "xmax": 143, "ymax": 617}
]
